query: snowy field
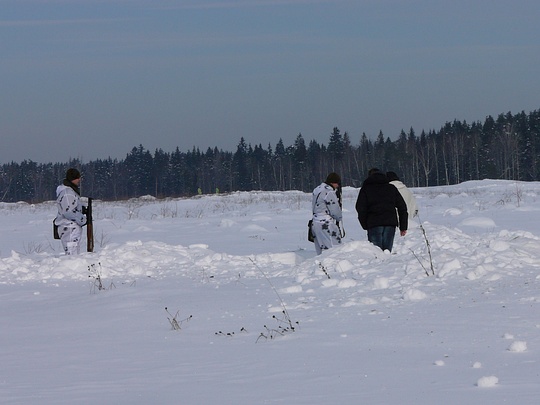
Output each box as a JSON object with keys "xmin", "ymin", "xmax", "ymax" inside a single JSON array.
[{"xmin": 1, "ymin": 179, "xmax": 539, "ymax": 404}]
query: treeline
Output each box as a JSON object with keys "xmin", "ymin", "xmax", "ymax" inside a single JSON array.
[{"xmin": 1, "ymin": 109, "xmax": 539, "ymax": 203}]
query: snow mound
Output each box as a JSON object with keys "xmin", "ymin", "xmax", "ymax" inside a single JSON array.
[
  {"xmin": 508, "ymin": 341, "xmax": 527, "ymax": 352},
  {"xmin": 477, "ymin": 376, "xmax": 499, "ymax": 388},
  {"xmin": 458, "ymin": 217, "xmax": 496, "ymax": 228}
]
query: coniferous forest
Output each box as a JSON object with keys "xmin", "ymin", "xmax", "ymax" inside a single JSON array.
[{"xmin": 1, "ymin": 109, "xmax": 539, "ymax": 203}]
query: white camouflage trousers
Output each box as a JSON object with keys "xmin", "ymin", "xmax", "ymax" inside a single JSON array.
[
  {"xmin": 59, "ymin": 223, "xmax": 83, "ymax": 255},
  {"xmin": 312, "ymin": 218, "xmax": 342, "ymax": 255}
]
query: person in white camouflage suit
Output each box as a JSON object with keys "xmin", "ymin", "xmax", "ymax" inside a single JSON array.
[
  {"xmin": 311, "ymin": 172, "xmax": 343, "ymax": 255},
  {"xmin": 386, "ymin": 171, "xmax": 418, "ymax": 219},
  {"xmin": 54, "ymin": 168, "xmax": 87, "ymax": 255}
]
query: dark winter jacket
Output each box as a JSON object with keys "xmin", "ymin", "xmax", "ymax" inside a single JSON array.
[{"xmin": 355, "ymin": 172, "xmax": 408, "ymax": 231}]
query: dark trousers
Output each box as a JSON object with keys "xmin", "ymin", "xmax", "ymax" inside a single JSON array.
[{"xmin": 367, "ymin": 226, "xmax": 396, "ymax": 252}]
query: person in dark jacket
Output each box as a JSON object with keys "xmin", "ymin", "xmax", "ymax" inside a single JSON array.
[{"xmin": 355, "ymin": 168, "xmax": 408, "ymax": 252}]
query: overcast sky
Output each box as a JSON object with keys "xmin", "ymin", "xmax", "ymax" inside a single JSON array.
[{"xmin": 1, "ymin": 0, "xmax": 539, "ymax": 163}]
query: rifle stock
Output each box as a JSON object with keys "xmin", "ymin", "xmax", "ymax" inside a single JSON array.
[{"xmin": 86, "ymin": 197, "xmax": 94, "ymax": 252}]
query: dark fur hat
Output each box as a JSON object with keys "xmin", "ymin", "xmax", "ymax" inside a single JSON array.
[
  {"xmin": 325, "ymin": 172, "xmax": 341, "ymax": 184},
  {"xmin": 66, "ymin": 168, "xmax": 81, "ymax": 181},
  {"xmin": 386, "ymin": 171, "xmax": 400, "ymax": 182}
]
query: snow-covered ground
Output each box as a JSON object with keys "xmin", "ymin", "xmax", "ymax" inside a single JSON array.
[{"xmin": 1, "ymin": 179, "xmax": 539, "ymax": 404}]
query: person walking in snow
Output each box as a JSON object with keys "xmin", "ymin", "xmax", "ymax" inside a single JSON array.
[
  {"xmin": 386, "ymin": 171, "xmax": 418, "ymax": 219},
  {"xmin": 355, "ymin": 168, "xmax": 408, "ymax": 252},
  {"xmin": 311, "ymin": 172, "xmax": 343, "ymax": 255},
  {"xmin": 54, "ymin": 168, "xmax": 87, "ymax": 255}
]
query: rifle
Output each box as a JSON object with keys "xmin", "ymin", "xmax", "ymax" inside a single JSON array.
[{"xmin": 86, "ymin": 197, "xmax": 94, "ymax": 252}]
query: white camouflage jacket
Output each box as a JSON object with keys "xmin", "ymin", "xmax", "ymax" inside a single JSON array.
[
  {"xmin": 54, "ymin": 184, "xmax": 86, "ymax": 227},
  {"xmin": 312, "ymin": 183, "xmax": 342, "ymax": 222},
  {"xmin": 389, "ymin": 180, "xmax": 418, "ymax": 218}
]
